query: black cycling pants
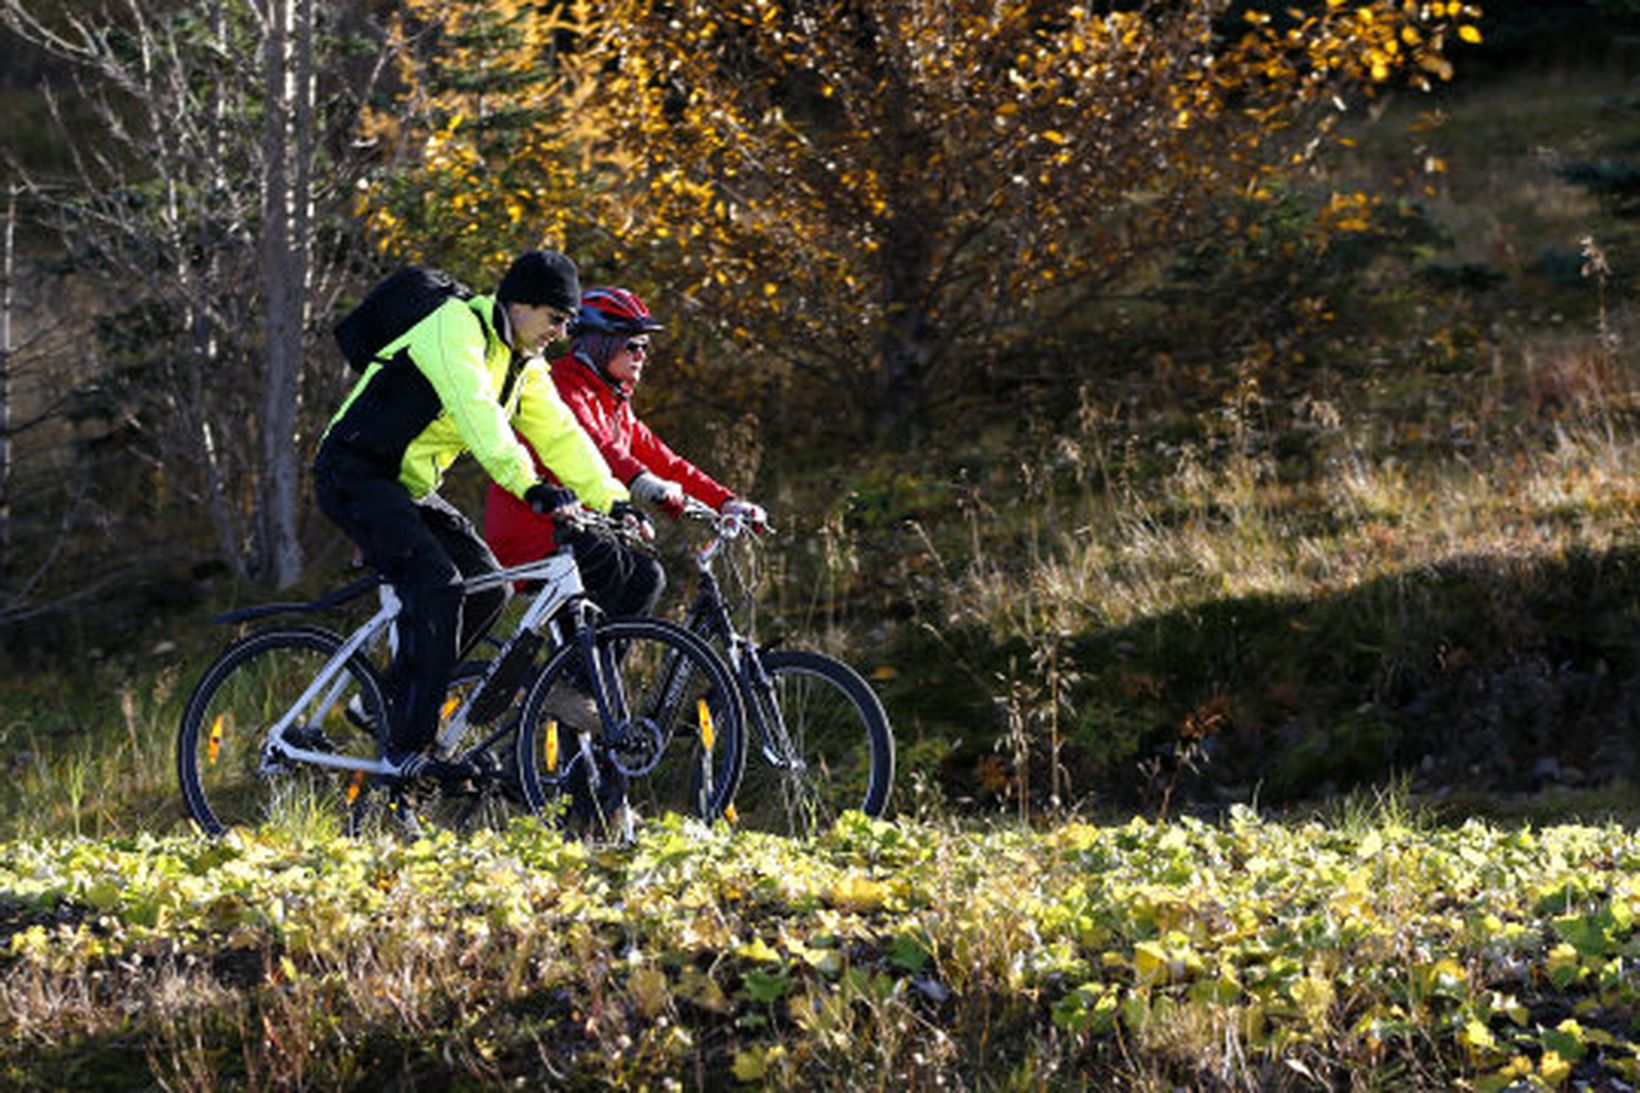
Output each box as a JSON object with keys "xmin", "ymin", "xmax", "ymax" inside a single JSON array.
[
  {"xmin": 314, "ymin": 448, "xmax": 510, "ymax": 754},
  {"xmin": 562, "ymin": 524, "xmax": 666, "ymax": 619}
]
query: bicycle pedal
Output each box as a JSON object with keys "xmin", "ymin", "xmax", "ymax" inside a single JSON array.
[
  {"xmin": 387, "ymin": 750, "xmax": 479, "ymax": 789},
  {"xmin": 283, "ymin": 725, "xmax": 338, "ymax": 753}
]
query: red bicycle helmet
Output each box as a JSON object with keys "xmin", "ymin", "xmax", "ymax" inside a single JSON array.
[{"xmin": 572, "ymin": 287, "xmax": 665, "ymax": 335}]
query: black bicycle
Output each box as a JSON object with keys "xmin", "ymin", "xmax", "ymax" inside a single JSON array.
[
  {"xmin": 176, "ymin": 513, "xmax": 746, "ymax": 840},
  {"xmin": 674, "ymin": 499, "xmax": 893, "ymax": 837}
]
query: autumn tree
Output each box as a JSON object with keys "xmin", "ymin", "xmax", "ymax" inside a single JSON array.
[
  {"xmin": 580, "ymin": 0, "xmax": 1483, "ymax": 439},
  {"xmin": 357, "ymin": 1, "xmax": 1481, "ymax": 439},
  {"xmin": 355, "ymin": 0, "xmax": 603, "ymax": 278}
]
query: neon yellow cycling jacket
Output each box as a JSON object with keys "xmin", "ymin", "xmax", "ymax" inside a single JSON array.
[{"xmin": 321, "ymin": 293, "xmax": 627, "ymax": 512}]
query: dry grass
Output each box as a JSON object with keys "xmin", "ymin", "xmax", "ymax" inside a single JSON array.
[{"xmin": 941, "ymin": 363, "xmax": 1640, "ymax": 648}]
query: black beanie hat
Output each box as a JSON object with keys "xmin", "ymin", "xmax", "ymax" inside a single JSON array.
[{"xmin": 497, "ymin": 249, "xmax": 580, "ymax": 311}]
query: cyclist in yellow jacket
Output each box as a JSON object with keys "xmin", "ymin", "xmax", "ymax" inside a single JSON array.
[{"xmin": 313, "ymin": 249, "xmax": 642, "ymax": 782}]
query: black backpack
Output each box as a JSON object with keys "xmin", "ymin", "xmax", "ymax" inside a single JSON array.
[{"xmin": 333, "ymin": 266, "xmax": 473, "ymax": 372}]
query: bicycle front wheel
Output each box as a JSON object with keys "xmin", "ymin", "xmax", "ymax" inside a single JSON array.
[
  {"xmin": 731, "ymin": 648, "xmax": 894, "ymax": 838},
  {"xmin": 177, "ymin": 626, "xmax": 388, "ymax": 837},
  {"xmin": 515, "ymin": 618, "xmax": 745, "ymax": 830}
]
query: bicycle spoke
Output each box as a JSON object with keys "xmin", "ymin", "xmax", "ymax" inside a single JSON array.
[
  {"xmin": 517, "ymin": 619, "xmax": 745, "ymax": 833},
  {"xmin": 729, "ymin": 649, "xmax": 893, "ymax": 838}
]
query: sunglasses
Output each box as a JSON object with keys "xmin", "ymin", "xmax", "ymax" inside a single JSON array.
[{"xmin": 624, "ymin": 339, "xmax": 651, "ymax": 356}]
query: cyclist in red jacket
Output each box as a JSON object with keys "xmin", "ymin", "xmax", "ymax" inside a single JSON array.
[
  {"xmin": 483, "ymin": 286, "xmax": 767, "ymax": 603},
  {"xmin": 484, "ymin": 287, "xmax": 764, "ymax": 830}
]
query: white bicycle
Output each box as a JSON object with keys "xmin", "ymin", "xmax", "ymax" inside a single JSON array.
[{"xmin": 176, "ymin": 514, "xmax": 746, "ymax": 838}]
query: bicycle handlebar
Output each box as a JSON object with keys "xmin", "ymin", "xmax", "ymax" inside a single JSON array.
[
  {"xmin": 552, "ymin": 505, "xmax": 654, "ymax": 549},
  {"xmin": 680, "ymin": 497, "xmax": 775, "ymax": 539}
]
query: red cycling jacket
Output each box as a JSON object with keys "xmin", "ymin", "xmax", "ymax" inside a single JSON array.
[{"xmin": 484, "ymin": 353, "xmax": 736, "ymax": 566}]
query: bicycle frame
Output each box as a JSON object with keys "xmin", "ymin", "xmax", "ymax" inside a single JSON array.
[
  {"xmin": 257, "ymin": 550, "xmax": 591, "ymax": 777},
  {"xmin": 431, "ymin": 551, "xmax": 587, "ymax": 753}
]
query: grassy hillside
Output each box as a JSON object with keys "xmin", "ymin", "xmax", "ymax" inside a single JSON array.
[
  {"xmin": 7, "ymin": 58, "xmax": 1640, "ymax": 837},
  {"xmin": 794, "ymin": 53, "xmax": 1640, "ymax": 822}
]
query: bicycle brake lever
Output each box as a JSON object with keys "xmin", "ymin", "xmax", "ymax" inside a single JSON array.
[{"xmin": 551, "ymin": 507, "xmax": 598, "ymax": 536}]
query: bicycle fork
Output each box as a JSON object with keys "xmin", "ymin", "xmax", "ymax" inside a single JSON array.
[{"xmin": 733, "ymin": 639, "xmax": 806, "ymax": 774}]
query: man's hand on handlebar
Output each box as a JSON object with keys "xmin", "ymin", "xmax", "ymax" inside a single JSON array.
[
  {"xmin": 525, "ymin": 482, "xmax": 579, "ymax": 516},
  {"xmin": 611, "ymin": 499, "xmax": 656, "ymax": 544}
]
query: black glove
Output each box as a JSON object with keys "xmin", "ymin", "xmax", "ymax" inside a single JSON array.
[
  {"xmin": 525, "ymin": 483, "xmax": 578, "ymax": 515},
  {"xmin": 610, "ymin": 499, "xmax": 655, "ymax": 543}
]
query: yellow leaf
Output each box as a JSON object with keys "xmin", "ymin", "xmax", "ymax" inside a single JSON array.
[
  {"xmin": 1134, "ymin": 941, "xmax": 1169, "ymax": 983},
  {"xmin": 1041, "ymin": 130, "xmax": 1068, "ymax": 145},
  {"xmin": 629, "ymin": 966, "xmax": 670, "ymax": 1018},
  {"xmin": 1460, "ymin": 1018, "xmax": 1496, "ymax": 1057},
  {"xmin": 1458, "ymin": 25, "xmax": 1482, "ymax": 44},
  {"xmin": 1540, "ymin": 1050, "xmax": 1571, "ymax": 1085},
  {"xmin": 1291, "ymin": 974, "xmax": 1334, "ymax": 1026},
  {"xmin": 827, "ymin": 874, "xmax": 887, "ymax": 911},
  {"xmin": 736, "ymin": 936, "xmax": 782, "ymax": 963},
  {"xmin": 732, "ymin": 1048, "xmax": 768, "ymax": 1082}
]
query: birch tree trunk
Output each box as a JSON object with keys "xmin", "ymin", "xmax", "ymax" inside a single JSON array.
[
  {"xmin": 195, "ymin": 0, "xmax": 242, "ymax": 580},
  {"xmin": 258, "ymin": 0, "xmax": 311, "ymax": 589},
  {"xmin": 1, "ymin": 186, "xmax": 14, "ymax": 592}
]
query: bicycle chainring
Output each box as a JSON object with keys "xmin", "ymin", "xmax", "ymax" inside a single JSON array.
[{"xmin": 607, "ymin": 717, "xmax": 666, "ymax": 778}]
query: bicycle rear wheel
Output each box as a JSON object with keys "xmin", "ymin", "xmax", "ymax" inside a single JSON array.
[
  {"xmin": 515, "ymin": 618, "xmax": 745, "ymax": 833},
  {"xmin": 731, "ymin": 648, "xmax": 894, "ymax": 838},
  {"xmin": 177, "ymin": 626, "xmax": 388, "ymax": 837}
]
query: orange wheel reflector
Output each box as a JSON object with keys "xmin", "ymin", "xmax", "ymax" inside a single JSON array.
[
  {"xmin": 346, "ymin": 771, "xmax": 366, "ymax": 806},
  {"xmin": 545, "ymin": 720, "xmax": 560, "ymax": 774},
  {"xmin": 208, "ymin": 714, "xmax": 225, "ymax": 764},
  {"xmin": 440, "ymin": 695, "xmax": 460, "ymax": 724},
  {"xmin": 698, "ymin": 699, "xmax": 715, "ymax": 751},
  {"xmin": 725, "ymin": 803, "xmax": 739, "ymax": 824}
]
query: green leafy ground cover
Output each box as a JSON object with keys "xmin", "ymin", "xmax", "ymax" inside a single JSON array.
[{"xmin": 5, "ymin": 809, "xmax": 1640, "ymax": 1089}]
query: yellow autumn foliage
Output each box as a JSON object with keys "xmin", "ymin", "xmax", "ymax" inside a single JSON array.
[{"xmin": 357, "ymin": 0, "xmax": 1482, "ymax": 436}]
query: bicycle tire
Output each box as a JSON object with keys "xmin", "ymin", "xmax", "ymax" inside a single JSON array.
[
  {"xmin": 176, "ymin": 626, "xmax": 389, "ymax": 837},
  {"xmin": 730, "ymin": 648, "xmax": 894, "ymax": 838},
  {"xmin": 515, "ymin": 618, "xmax": 746, "ymax": 832}
]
